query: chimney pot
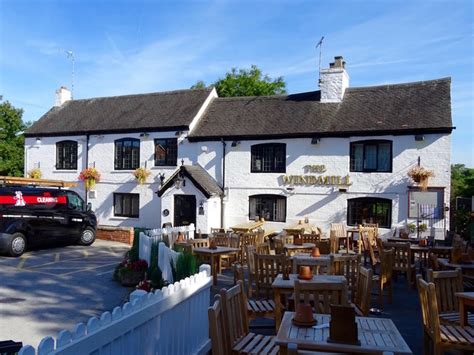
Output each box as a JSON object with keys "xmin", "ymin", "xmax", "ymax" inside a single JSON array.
[{"xmin": 319, "ymin": 56, "xmax": 349, "ymax": 103}]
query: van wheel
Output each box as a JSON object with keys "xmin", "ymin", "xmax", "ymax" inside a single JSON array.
[
  {"xmin": 79, "ymin": 227, "xmax": 95, "ymax": 246},
  {"xmin": 9, "ymin": 233, "xmax": 26, "ymax": 257}
]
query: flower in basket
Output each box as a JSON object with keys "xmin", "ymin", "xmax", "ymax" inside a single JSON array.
[
  {"xmin": 79, "ymin": 167, "xmax": 101, "ymax": 190},
  {"xmin": 133, "ymin": 167, "xmax": 151, "ymax": 185},
  {"xmin": 136, "ymin": 279, "xmax": 152, "ymax": 292},
  {"xmin": 407, "ymin": 166, "xmax": 435, "ymax": 191},
  {"xmin": 28, "ymin": 168, "xmax": 42, "ymax": 179}
]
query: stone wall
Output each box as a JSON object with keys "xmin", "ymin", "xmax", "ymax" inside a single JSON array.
[{"xmin": 96, "ymin": 225, "xmax": 134, "ymax": 245}]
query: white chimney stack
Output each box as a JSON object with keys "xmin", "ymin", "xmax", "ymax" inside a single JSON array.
[
  {"xmin": 54, "ymin": 86, "xmax": 72, "ymax": 107},
  {"xmin": 319, "ymin": 56, "xmax": 349, "ymax": 103}
]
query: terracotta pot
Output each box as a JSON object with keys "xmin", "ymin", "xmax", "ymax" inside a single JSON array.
[
  {"xmin": 294, "ymin": 303, "xmax": 314, "ymax": 323},
  {"xmin": 298, "ymin": 266, "xmax": 312, "ymax": 280},
  {"xmin": 176, "ymin": 232, "xmax": 185, "ymax": 243},
  {"xmin": 311, "ymin": 247, "xmax": 320, "ymax": 257},
  {"xmin": 419, "ymin": 239, "xmax": 428, "ymax": 246}
]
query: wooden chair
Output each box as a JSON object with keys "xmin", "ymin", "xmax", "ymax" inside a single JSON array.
[
  {"xmin": 300, "ymin": 233, "xmax": 320, "ymax": 244},
  {"xmin": 426, "ymin": 268, "xmax": 474, "ymax": 326},
  {"xmin": 240, "ymin": 232, "xmax": 258, "ymax": 264},
  {"xmin": 211, "ymin": 227, "xmax": 226, "ymax": 234},
  {"xmin": 429, "ymin": 247, "xmax": 451, "ymax": 260},
  {"xmin": 294, "ymin": 279, "xmax": 349, "ymax": 314},
  {"xmin": 220, "ymin": 281, "xmax": 279, "ymax": 354},
  {"xmin": 246, "ymin": 245, "xmax": 257, "ymax": 297},
  {"xmin": 189, "ymin": 238, "xmax": 209, "ymax": 248},
  {"xmin": 329, "ymin": 254, "xmax": 361, "ymax": 301},
  {"xmin": 285, "ymin": 228, "xmax": 305, "ymax": 238},
  {"xmin": 383, "ymin": 241, "xmax": 415, "ymax": 287},
  {"xmin": 286, "ymin": 342, "xmax": 392, "ymax": 354},
  {"xmin": 315, "ymin": 240, "xmax": 330, "ymax": 255},
  {"xmin": 208, "ymin": 294, "xmax": 227, "ymax": 355},
  {"xmin": 330, "ymin": 223, "xmax": 346, "ymax": 250},
  {"xmin": 373, "ymin": 247, "xmax": 394, "ymax": 309},
  {"xmin": 417, "ymin": 275, "xmax": 474, "ymax": 354},
  {"xmin": 255, "ymin": 253, "xmax": 291, "ymax": 300},
  {"xmin": 256, "ymin": 242, "xmax": 271, "ymax": 255},
  {"xmin": 274, "ymin": 234, "xmax": 293, "ymax": 255},
  {"xmin": 352, "ymin": 266, "xmax": 373, "ymax": 316},
  {"xmin": 360, "ymin": 227, "xmax": 378, "ymax": 267},
  {"xmin": 329, "ymin": 230, "xmax": 339, "ymax": 254}
]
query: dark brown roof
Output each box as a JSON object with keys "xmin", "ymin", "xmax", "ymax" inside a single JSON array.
[
  {"xmin": 188, "ymin": 78, "xmax": 453, "ymax": 141},
  {"xmin": 157, "ymin": 165, "xmax": 222, "ymax": 198},
  {"xmin": 25, "ymin": 88, "xmax": 213, "ymax": 137}
]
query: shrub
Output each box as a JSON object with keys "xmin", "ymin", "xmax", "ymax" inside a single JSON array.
[{"xmin": 175, "ymin": 252, "xmax": 198, "ymax": 282}]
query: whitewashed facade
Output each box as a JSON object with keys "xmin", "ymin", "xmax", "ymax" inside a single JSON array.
[{"xmin": 25, "ymin": 57, "xmax": 453, "ymax": 237}]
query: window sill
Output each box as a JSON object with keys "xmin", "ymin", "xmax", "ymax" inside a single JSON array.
[
  {"xmin": 53, "ymin": 170, "xmax": 78, "ymax": 173},
  {"xmin": 151, "ymin": 166, "xmax": 177, "ymax": 169},
  {"xmin": 110, "ymin": 170, "xmax": 136, "ymax": 173},
  {"xmin": 110, "ymin": 216, "xmax": 139, "ymax": 220}
]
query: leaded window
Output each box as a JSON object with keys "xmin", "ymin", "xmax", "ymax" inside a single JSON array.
[
  {"xmin": 251, "ymin": 143, "xmax": 286, "ymax": 173},
  {"xmin": 347, "ymin": 197, "xmax": 392, "ymax": 228},
  {"xmin": 114, "ymin": 138, "xmax": 140, "ymax": 170},
  {"xmin": 249, "ymin": 194, "xmax": 286, "ymax": 222},
  {"xmin": 56, "ymin": 140, "xmax": 78, "ymax": 170},
  {"xmin": 114, "ymin": 193, "xmax": 139, "ymax": 218},
  {"xmin": 350, "ymin": 140, "xmax": 392, "ymax": 172},
  {"xmin": 155, "ymin": 138, "xmax": 178, "ymax": 166}
]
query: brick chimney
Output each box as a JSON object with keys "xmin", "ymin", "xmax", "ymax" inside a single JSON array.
[
  {"xmin": 54, "ymin": 86, "xmax": 72, "ymax": 107},
  {"xmin": 319, "ymin": 56, "xmax": 349, "ymax": 103}
]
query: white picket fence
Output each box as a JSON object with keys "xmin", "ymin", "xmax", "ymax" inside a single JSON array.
[
  {"xmin": 19, "ymin": 265, "xmax": 212, "ymax": 355},
  {"xmin": 139, "ymin": 224, "xmax": 195, "ymax": 265}
]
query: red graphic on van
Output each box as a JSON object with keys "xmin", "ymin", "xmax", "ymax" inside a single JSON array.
[{"xmin": 0, "ymin": 192, "xmax": 67, "ymax": 205}]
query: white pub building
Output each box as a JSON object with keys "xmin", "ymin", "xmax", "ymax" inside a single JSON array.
[{"xmin": 25, "ymin": 57, "xmax": 453, "ymax": 237}]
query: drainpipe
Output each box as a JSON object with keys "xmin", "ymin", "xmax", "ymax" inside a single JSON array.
[
  {"xmin": 85, "ymin": 134, "xmax": 90, "ymax": 204},
  {"xmin": 221, "ymin": 139, "xmax": 226, "ymax": 229}
]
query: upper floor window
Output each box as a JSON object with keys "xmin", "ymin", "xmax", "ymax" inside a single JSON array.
[
  {"xmin": 114, "ymin": 138, "xmax": 140, "ymax": 170},
  {"xmin": 56, "ymin": 140, "xmax": 78, "ymax": 170},
  {"xmin": 350, "ymin": 140, "xmax": 392, "ymax": 172},
  {"xmin": 249, "ymin": 194, "xmax": 286, "ymax": 222},
  {"xmin": 155, "ymin": 138, "xmax": 178, "ymax": 166},
  {"xmin": 347, "ymin": 197, "xmax": 392, "ymax": 228},
  {"xmin": 251, "ymin": 143, "xmax": 286, "ymax": 173}
]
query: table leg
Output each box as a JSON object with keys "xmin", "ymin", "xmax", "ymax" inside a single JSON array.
[
  {"xmin": 459, "ymin": 299, "xmax": 467, "ymax": 326},
  {"xmin": 275, "ymin": 288, "xmax": 282, "ymax": 331},
  {"xmin": 211, "ymin": 255, "xmax": 217, "ymax": 285}
]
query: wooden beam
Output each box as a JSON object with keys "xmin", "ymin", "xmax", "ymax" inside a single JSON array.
[{"xmin": 0, "ymin": 176, "xmax": 77, "ymax": 188}]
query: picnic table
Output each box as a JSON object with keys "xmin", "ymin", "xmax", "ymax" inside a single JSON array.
[
  {"xmin": 276, "ymin": 312, "xmax": 412, "ymax": 354},
  {"xmin": 192, "ymin": 246, "xmax": 240, "ymax": 285},
  {"xmin": 231, "ymin": 221, "xmax": 265, "ymax": 233},
  {"xmin": 271, "ymin": 273, "xmax": 346, "ymax": 330},
  {"xmin": 456, "ymin": 292, "xmax": 474, "ymax": 326}
]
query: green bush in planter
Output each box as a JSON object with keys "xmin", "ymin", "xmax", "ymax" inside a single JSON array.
[{"xmin": 175, "ymin": 252, "xmax": 198, "ymax": 282}]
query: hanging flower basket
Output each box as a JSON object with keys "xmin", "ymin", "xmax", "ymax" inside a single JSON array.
[
  {"xmin": 407, "ymin": 166, "xmax": 434, "ymax": 191},
  {"xmin": 28, "ymin": 168, "xmax": 42, "ymax": 179},
  {"xmin": 133, "ymin": 167, "xmax": 151, "ymax": 185},
  {"xmin": 79, "ymin": 168, "xmax": 101, "ymax": 190}
]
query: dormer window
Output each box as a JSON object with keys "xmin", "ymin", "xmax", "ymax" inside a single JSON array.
[
  {"xmin": 114, "ymin": 138, "xmax": 140, "ymax": 170},
  {"xmin": 350, "ymin": 140, "xmax": 392, "ymax": 172},
  {"xmin": 56, "ymin": 140, "xmax": 78, "ymax": 170}
]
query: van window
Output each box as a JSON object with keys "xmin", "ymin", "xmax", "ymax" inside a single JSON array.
[{"xmin": 67, "ymin": 192, "xmax": 85, "ymax": 211}]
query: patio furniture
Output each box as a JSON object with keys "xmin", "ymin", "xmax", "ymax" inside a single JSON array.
[
  {"xmin": 271, "ymin": 274, "xmax": 346, "ymax": 330},
  {"xmin": 239, "ymin": 232, "xmax": 258, "ymax": 264},
  {"xmin": 246, "ymin": 245, "xmax": 257, "ymax": 297},
  {"xmin": 231, "ymin": 221, "xmax": 265, "ymax": 233},
  {"xmin": 430, "ymin": 246, "xmax": 453, "ymax": 260},
  {"xmin": 426, "ymin": 268, "xmax": 474, "ymax": 326},
  {"xmin": 438, "ymin": 258, "xmax": 474, "ymax": 276},
  {"xmin": 329, "ymin": 254, "xmax": 361, "ymax": 301},
  {"xmin": 255, "ymin": 254, "xmax": 291, "ymax": 300},
  {"xmin": 383, "ymin": 241, "xmax": 415, "ymax": 287},
  {"xmin": 360, "ymin": 227, "xmax": 378, "ymax": 267},
  {"xmin": 193, "ymin": 246, "xmax": 240, "ymax": 285},
  {"xmin": 208, "ymin": 295, "xmax": 227, "ymax": 354},
  {"xmin": 373, "ymin": 247, "xmax": 394, "ymax": 309},
  {"xmin": 291, "ymin": 253, "xmax": 330, "ymax": 274},
  {"xmin": 456, "ymin": 292, "xmax": 474, "ymax": 326},
  {"xmin": 220, "ymin": 281, "xmax": 279, "ymax": 354},
  {"xmin": 353, "ymin": 266, "xmax": 373, "ymax": 316},
  {"xmin": 284, "ymin": 221, "xmax": 319, "ymax": 235},
  {"xmin": 189, "ymin": 238, "xmax": 210, "ymax": 248},
  {"xmin": 256, "ymin": 242, "xmax": 271, "ymax": 254},
  {"xmin": 294, "ymin": 279, "xmax": 349, "ymax": 314},
  {"xmin": 275, "ymin": 312, "xmax": 412, "ymax": 354},
  {"xmin": 299, "ymin": 233, "xmax": 321, "ymax": 244},
  {"xmin": 314, "ymin": 240, "xmax": 331, "ymax": 255},
  {"xmin": 330, "ymin": 223, "xmax": 350, "ymax": 251},
  {"xmin": 284, "ymin": 242, "xmax": 315, "ymax": 256},
  {"xmin": 417, "ymin": 275, "xmax": 474, "ymax": 354}
]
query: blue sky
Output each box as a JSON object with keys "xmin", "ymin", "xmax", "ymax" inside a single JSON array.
[{"xmin": 0, "ymin": 0, "xmax": 472, "ymax": 166}]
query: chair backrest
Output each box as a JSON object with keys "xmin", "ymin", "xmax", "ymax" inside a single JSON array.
[
  {"xmin": 417, "ymin": 275, "xmax": 441, "ymax": 344},
  {"xmin": 212, "ymin": 233, "xmax": 230, "ymax": 247},
  {"xmin": 229, "ymin": 233, "xmax": 240, "ymax": 248},
  {"xmin": 354, "ymin": 266, "xmax": 373, "ymax": 316},
  {"xmin": 426, "ymin": 268, "xmax": 463, "ymax": 313},
  {"xmin": 383, "ymin": 242, "xmax": 411, "ymax": 271},
  {"xmin": 378, "ymin": 247, "xmax": 394, "ymax": 288},
  {"xmin": 315, "ymin": 240, "xmax": 330, "ymax": 255},
  {"xmin": 329, "ymin": 230, "xmax": 339, "ymax": 254},
  {"xmin": 430, "ymin": 247, "xmax": 451, "ymax": 259},
  {"xmin": 285, "ymin": 228, "xmax": 305, "ymax": 238},
  {"xmin": 255, "ymin": 253, "xmax": 290, "ymax": 299},
  {"xmin": 274, "ymin": 236, "xmax": 287, "ymax": 255},
  {"xmin": 232, "ymin": 262, "xmax": 244, "ymax": 285},
  {"xmin": 294, "ymin": 279, "xmax": 348, "ymax": 314},
  {"xmin": 220, "ymin": 280, "xmax": 249, "ymax": 348},
  {"xmin": 256, "ymin": 229, "xmax": 265, "ymax": 244},
  {"xmin": 329, "ymin": 254, "xmax": 361, "ymax": 296},
  {"xmin": 330, "ymin": 223, "xmax": 346, "ymax": 238},
  {"xmin": 256, "ymin": 242, "xmax": 271, "ymax": 254},
  {"xmin": 246, "ymin": 245, "xmax": 257, "ymax": 275},
  {"xmin": 428, "ymin": 252, "xmax": 440, "ymax": 271},
  {"xmin": 363, "ymin": 223, "xmax": 379, "ymax": 235},
  {"xmin": 360, "ymin": 227, "xmax": 378, "ymax": 265},
  {"xmin": 300, "ymin": 233, "xmax": 320, "ymax": 244},
  {"xmin": 240, "ymin": 232, "xmax": 258, "ymax": 263},
  {"xmin": 208, "ymin": 294, "xmax": 228, "ymax": 354},
  {"xmin": 189, "ymin": 238, "xmax": 209, "ymax": 249},
  {"xmin": 293, "ymin": 257, "xmax": 326, "ymax": 275},
  {"xmin": 211, "ymin": 228, "xmax": 226, "ymax": 234}
]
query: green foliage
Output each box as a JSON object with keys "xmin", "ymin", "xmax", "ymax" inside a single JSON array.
[
  {"xmin": 175, "ymin": 252, "xmax": 198, "ymax": 282},
  {"xmin": 129, "ymin": 227, "xmax": 147, "ymax": 262},
  {"xmin": 191, "ymin": 65, "xmax": 286, "ymax": 97},
  {"xmin": 147, "ymin": 241, "xmax": 165, "ymax": 289},
  {"xmin": 0, "ymin": 97, "xmax": 27, "ymax": 176},
  {"xmin": 451, "ymin": 164, "xmax": 474, "ymax": 202}
]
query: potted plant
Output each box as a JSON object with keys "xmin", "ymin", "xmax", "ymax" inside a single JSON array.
[
  {"xmin": 79, "ymin": 167, "xmax": 101, "ymax": 190},
  {"xmin": 116, "ymin": 257, "xmax": 148, "ymax": 287},
  {"xmin": 27, "ymin": 168, "xmax": 42, "ymax": 179},
  {"xmin": 133, "ymin": 167, "xmax": 151, "ymax": 185},
  {"xmin": 407, "ymin": 166, "xmax": 435, "ymax": 191}
]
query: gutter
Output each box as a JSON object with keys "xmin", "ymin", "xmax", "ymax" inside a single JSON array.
[
  {"xmin": 84, "ymin": 134, "xmax": 90, "ymax": 203},
  {"xmin": 221, "ymin": 139, "xmax": 226, "ymax": 229}
]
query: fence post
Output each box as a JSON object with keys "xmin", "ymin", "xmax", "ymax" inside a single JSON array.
[{"xmin": 199, "ymin": 264, "xmax": 211, "ymax": 277}]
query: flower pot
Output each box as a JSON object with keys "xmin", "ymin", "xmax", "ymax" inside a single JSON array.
[
  {"xmin": 120, "ymin": 270, "xmax": 144, "ymax": 287},
  {"xmin": 298, "ymin": 266, "xmax": 312, "ymax": 280},
  {"xmin": 311, "ymin": 247, "xmax": 320, "ymax": 257}
]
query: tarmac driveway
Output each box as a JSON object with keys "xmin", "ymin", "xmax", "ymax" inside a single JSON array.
[{"xmin": 0, "ymin": 239, "xmax": 131, "ymax": 349}]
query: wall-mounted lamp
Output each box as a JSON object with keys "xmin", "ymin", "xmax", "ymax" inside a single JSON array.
[
  {"xmin": 231, "ymin": 141, "xmax": 240, "ymax": 147},
  {"xmin": 175, "ymin": 131, "xmax": 183, "ymax": 136},
  {"xmin": 198, "ymin": 201, "xmax": 204, "ymax": 215},
  {"xmin": 158, "ymin": 173, "xmax": 165, "ymax": 186},
  {"xmin": 139, "ymin": 132, "xmax": 149, "ymax": 138},
  {"xmin": 311, "ymin": 137, "xmax": 320, "ymax": 145},
  {"xmin": 35, "ymin": 137, "xmax": 42, "ymax": 145},
  {"xmin": 415, "ymin": 134, "xmax": 425, "ymax": 141}
]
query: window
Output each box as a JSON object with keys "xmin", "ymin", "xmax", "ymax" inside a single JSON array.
[
  {"xmin": 66, "ymin": 191, "xmax": 84, "ymax": 211},
  {"xmin": 114, "ymin": 193, "xmax": 139, "ymax": 218},
  {"xmin": 249, "ymin": 194, "xmax": 286, "ymax": 222},
  {"xmin": 408, "ymin": 187, "xmax": 444, "ymax": 219},
  {"xmin": 155, "ymin": 138, "xmax": 178, "ymax": 166},
  {"xmin": 347, "ymin": 197, "xmax": 392, "ymax": 228},
  {"xmin": 56, "ymin": 140, "xmax": 78, "ymax": 170},
  {"xmin": 251, "ymin": 143, "xmax": 286, "ymax": 173},
  {"xmin": 350, "ymin": 140, "xmax": 392, "ymax": 172},
  {"xmin": 114, "ymin": 138, "xmax": 140, "ymax": 170}
]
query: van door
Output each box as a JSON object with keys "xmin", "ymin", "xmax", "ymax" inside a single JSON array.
[{"xmin": 65, "ymin": 191, "xmax": 86, "ymax": 240}]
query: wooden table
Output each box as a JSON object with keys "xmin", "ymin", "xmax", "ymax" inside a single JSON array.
[
  {"xmin": 284, "ymin": 243, "xmax": 315, "ymax": 254},
  {"xmin": 276, "ymin": 312, "xmax": 412, "ymax": 354},
  {"xmin": 456, "ymin": 292, "xmax": 474, "ymax": 326},
  {"xmin": 438, "ymin": 258, "xmax": 474, "ymax": 276},
  {"xmin": 192, "ymin": 246, "xmax": 240, "ymax": 285},
  {"xmin": 231, "ymin": 221, "xmax": 265, "ymax": 233},
  {"xmin": 271, "ymin": 273, "xmax": 346, "ymax": 330},
  {"xmin": 284, "ymin": 222, "xmax": 319, "ymax": 234},
  {"xmin": 291, "ymin": 253, "xmax": 330, "ymax": 273},
  {"xmin": 387, "ymin": 237, "xmax": 422, "ymax": 244}
]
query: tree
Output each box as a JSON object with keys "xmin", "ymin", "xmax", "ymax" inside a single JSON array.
[
  {"xmin": 451, "ymin": 164, "xmax": 474, "ymax": 202},
  {"xmin": 191, "ymin": 65, "xmax": 286, "ymax": 97},
  {"xmin": 0, "ymin": 97, "xmax": 27, "ymax": 176}
]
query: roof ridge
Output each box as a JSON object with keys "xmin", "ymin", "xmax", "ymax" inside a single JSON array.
[
  {"xmin": 348, "ymin": 77, "xmax": 451, "ymax": 92},
  {"xmin": 66, "ymin": 87, "xmax": 212, "ymax": 103}
]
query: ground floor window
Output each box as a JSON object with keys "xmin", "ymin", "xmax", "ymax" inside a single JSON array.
[
  {"xmin": 347, "ymin": 197, "xmax": 391, "ymax": 228},
  {"xmin": 114, "ymin": 193, "xmax": 139, "ymax": 218},
  {"xmin": 249, "ymin": 194, "xmax": 286, "ymax": 222}
]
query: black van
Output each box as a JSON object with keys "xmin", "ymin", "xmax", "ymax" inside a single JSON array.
[{"xmin": 0, "ymin": 186, "xmax": 97, "ymax": 256}]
